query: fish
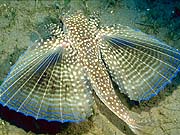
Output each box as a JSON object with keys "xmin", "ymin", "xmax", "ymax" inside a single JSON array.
[{"xmin": 0, "ymin": 11, "xmax": 180, "ymax": 134}]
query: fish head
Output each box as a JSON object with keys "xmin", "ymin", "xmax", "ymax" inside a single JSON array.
[{"xmin": 61, "ymin": 12, "xmax": 99, "ymax": 42}]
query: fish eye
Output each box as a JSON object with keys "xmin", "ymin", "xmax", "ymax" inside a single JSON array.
[
  {"xmin": 59, "ymin": 19, "xmax": 68, "ymax": 34},
  {"xmin": 59, "ymin": 19, "xmax": 64, "ymax": 29}
]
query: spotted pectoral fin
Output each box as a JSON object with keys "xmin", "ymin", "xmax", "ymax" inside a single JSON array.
[
  {"xmin": 100, "ymin": 25, "xmax": 180, "ymax": 101},
  {"xmin": 0, "ymin": 40, "xmax": 94, "ymax": 122}
]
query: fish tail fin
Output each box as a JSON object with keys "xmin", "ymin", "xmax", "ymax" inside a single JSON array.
[{"xmin": 127, "ymin": 112, "xmax": 157, "ymax": 135}]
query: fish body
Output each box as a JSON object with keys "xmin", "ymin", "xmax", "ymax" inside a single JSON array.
[{"xmin": 0, "ymin": 11, "xmax": 180, "ymax": 133}]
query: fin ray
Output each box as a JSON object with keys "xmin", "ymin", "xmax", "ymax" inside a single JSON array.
[
  {"xmin": 100, "ymin": 25, "xmax": 180, "ymax": 101},
  {"xmin": 0, "ymin": 41, "xmax": 94, "ymax": 122}
]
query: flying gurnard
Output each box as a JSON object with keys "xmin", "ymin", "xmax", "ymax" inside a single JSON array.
[{"xmin": 0, "ymin": 11, "xmax": 180, "ymax": 134}]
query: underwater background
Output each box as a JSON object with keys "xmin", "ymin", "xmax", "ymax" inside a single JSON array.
[{"xmin": 0, "ymin": 0, "xmax": 180, "ymax": 135}]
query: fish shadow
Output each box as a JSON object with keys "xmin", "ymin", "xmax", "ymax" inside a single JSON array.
[{"xmin": 0, "ymin": 105, "xmax": 94, "ymax": 134}]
